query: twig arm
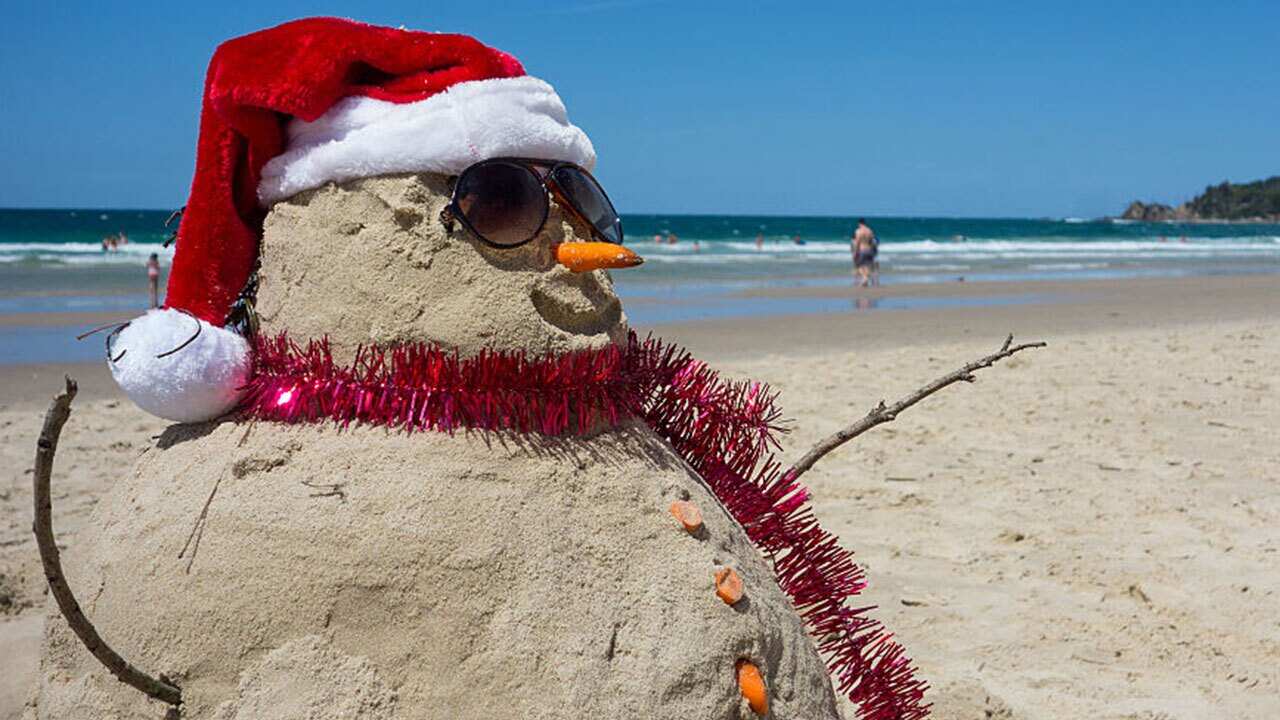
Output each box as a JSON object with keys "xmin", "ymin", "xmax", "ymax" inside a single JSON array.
[
  {"xmin": 32, "ymin": 376, "xmax": 182, "ymax": 707},
  {"xmin": 786, "ymin": 335, "xmax": 1046, "ymax": 482}
]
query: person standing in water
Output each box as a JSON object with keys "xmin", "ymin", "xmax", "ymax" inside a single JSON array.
[
  {"xmin": 146, "ymin": 253, "xmax": 161, "ymax": 308},
  {"xmin": 852, "ymin": 218, "xmax": 879, "ymax": 287}
]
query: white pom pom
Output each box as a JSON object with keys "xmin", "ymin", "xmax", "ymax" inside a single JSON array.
[{"xmin": 109, "ymin": 309, "xmax": 251, "ymax": 423}]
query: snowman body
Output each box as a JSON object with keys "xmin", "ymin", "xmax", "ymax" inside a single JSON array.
[{"xmin": 27, "ymin": 175, "xmax": 840, "ymax": 719}]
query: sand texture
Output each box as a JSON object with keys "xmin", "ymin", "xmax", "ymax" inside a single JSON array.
[
  {"xmin": 23, "ymin": 418, "xmax": 839, "ymax": 719},
  {"xmin": 20, "ymin": 171, "xmax": 842, "ymax": 719},
  {"xmin": 256, "ymin": 173, "xmax": 628, "ymax": 363},
  {"xmin": 5, "ymin": 313, "xmax": 1276, "ymax": 719},
  {"xmin": 1, "ymin": 396, "xmax": 161, "ymax": 718},
  {"xmin": 747, "ymin": 319, "xmax": 1280, "ymax": 718}
]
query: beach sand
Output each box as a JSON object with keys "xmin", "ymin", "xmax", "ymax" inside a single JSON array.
[{"xmin": 1, "ymin": 274, "xmax": 1276, "ymax": 718}]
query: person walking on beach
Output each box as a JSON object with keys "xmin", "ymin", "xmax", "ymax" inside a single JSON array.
[
  {"xmin": 852, "ymin": 218, "xmax": 879, "ymax": 287},
  {"xmin": 146, "ymin": 253, "xmax": 161, "ymax": 308}
]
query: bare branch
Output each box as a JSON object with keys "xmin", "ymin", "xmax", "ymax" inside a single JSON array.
[
  {"xmin": 785, "ymin": 335, "xmax": 1046, "ymax": 483},
  {"xmin": 32, "ymin": 376, "xmax": 182, "ymax": 707}
]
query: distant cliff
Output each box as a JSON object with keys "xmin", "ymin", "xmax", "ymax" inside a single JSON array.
[{"xmin": 1121, "ymin": 176, "xmax": 1280, "ymax": 222}]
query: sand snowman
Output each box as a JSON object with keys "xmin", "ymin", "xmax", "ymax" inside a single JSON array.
[{"xmin": 27, "ymin": 19, "xmax": 925, "ymax": 720}]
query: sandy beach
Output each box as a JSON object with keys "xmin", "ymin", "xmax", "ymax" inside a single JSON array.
[{"xmin": 2, "ymin": 273, "xmax": 1277, "ymax": 718}]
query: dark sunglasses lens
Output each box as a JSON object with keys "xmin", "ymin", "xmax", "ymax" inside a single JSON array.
[
  {"xmin": 455, "ymin": 162, "xmax": 546, "ymax": 246},
  {"xmin": 552, "ymin": 166, "xmax": 623, "ymax": 245}
]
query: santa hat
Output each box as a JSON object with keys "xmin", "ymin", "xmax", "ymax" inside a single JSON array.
[{"xmin": 110, "ymin": 17, "xmax": 596, "ymax": 423}]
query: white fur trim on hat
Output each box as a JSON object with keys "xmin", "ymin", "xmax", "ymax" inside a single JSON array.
[
  {"xmin": 257, "ymin": 76, "xmax": 596, "ymax": 205},
  {"xmin": 108, "ymin": 309, "xmax": 251, "ymax": 423}
]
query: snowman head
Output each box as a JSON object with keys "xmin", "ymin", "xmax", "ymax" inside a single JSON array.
[
  {"xmin": 254, "ymin": 168, "xmax": 640, "ymax": 362},
  {"xmin": 108, "ymin": 18, "xmax": 641, "ymax": 423}
]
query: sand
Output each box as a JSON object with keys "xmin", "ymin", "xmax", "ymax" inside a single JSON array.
[
  {"xmin": 744, "ymin": 319, "xmax": 1279, "ymax": 718},
  {"xmin": 2, "ymin": 275, "xmax": 1277, "ymax": 718},
  {"xmin": 643, "ymin": 273, "xmax": 1280, "ymax": 359},
  {"xmin": 256, "ymin": 173, "xmax": 628, "ymax": 362},
  {"xmin": 13, "ymin": 173, "xmax": 843, "ymax": 719},
  {"xmin": 23, "ymin": 419, "xmax": 838, "ymax": 719}
]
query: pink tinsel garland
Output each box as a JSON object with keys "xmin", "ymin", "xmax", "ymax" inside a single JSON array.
[{"xmin": 243, "ymin": 331, "xmax": 928, "ymax": 720}]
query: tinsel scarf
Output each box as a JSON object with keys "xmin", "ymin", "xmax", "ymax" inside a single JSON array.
[{"xmin": 243, "ymin": 330, "xmax": 928, "ymax": 720}]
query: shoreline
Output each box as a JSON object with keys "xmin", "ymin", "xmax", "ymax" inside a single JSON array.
[
  {"xmin": 629, "ymin": 272, "xmax": 1280, "ymax": 360},
  {"xmin": 1, "ymin": 272, "xmax": 1276, "ymax": 405}
]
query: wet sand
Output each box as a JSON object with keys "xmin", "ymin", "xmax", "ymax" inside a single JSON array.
[
  {"xmin": 1, "ymin": 272, "xmax": 1277, "ymax": 718},
  {"xmin": 642, "ymin": 273, "xmax": 1279, "ymax": 358},
  {"xmin": 9, "ymin": 273, "xmax": 1271, "ymax": 406}
]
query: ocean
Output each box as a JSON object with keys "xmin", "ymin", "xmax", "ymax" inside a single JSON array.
[
  {"xmin": 2, "ymin": 207, "xmax": 1277, "ymax": 363},
  {"xmin": 622, "ymin": 214, "xmax": 1280, "ymax": 286},
  {"xmin": 4, "ymin": 208, "xmax": 1279, "ymax": 288},
  {"xmin": 2, "ymin": 207, "xmax": 1279, "ymax": 315}
]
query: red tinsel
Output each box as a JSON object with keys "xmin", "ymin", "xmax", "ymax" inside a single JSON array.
[{"xmin": 243, "ymin": 330, "xmax": 929, "ymax": 720}]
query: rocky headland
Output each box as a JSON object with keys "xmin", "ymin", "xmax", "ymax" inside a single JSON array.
[{"xmin": 1121, "ymin": 176, "xmax": 1280, "ymax": 222}]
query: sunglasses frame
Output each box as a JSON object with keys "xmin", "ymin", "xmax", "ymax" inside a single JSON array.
[{"xmin": 440, "ymin": 157, "xmax": 624, "ymax": 250}]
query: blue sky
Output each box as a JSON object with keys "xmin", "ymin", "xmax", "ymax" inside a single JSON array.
[{"xmin": 2, "ymin": 1, "xmax": 1276, "ymax": 217}]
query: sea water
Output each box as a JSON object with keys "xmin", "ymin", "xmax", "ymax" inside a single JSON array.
[
  {"xmin": 2, "ymin": 208, "xmax": 1279, "ymax": 306},
  {"xmin": 620, "ymin": 214, "xmax": 1280, "ymax": 286}
]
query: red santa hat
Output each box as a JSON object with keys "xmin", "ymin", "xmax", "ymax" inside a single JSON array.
[{"xmin": 110, "ymin": 17, "xmax": 596, "ymax": 422}]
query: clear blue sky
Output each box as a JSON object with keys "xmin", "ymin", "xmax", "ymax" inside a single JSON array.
[{"xmin": 2, "ymin": 1, "xmax": 1276, "ymax": 217}]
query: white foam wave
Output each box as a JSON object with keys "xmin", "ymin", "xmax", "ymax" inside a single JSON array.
[
  {"xmin": 1027, "ymin": 262, "xmax": 1111, "ymax": 271},
  {"xmin": 5, "ymin": 235, "xmax": 1280, "ymax": 273},
  {"xmin": 0, "ymin": 241, "xmax": 173, "ymax": 266},
  {"xmin": 637, "ymin": 237, "xmax": 1280, "ymax": 260},
  {"xmin": 887, "ymin": 263, "xmax": 973, "ymax": 271},
  {"xmin": 0, "ymin": 241, "xmax": 171, "ymax": 255},
  {"xmin": 640, "ymin": 252, "xmax": 851, "ymax": 264},
  {"xmin": 879, "ymin": 239, "xmax": 1280, "ymax": 254}
]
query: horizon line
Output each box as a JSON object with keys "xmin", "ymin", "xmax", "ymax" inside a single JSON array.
[{"xmin": 0, "ymin": 205, "xmax": 1119, "ymax": 223}]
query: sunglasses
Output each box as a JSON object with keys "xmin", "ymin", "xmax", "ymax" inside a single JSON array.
[{"xmin": 440, "ymin": 158, "xmax": 623, "ymax": 249}]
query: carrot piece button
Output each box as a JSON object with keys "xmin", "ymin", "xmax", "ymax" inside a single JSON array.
[
  {"xmin": 669, "ymin": 500, "xmax": 703, "ymax": 533},
  {"xmin": 736, "ymin": 660, "xmax": 768, "ymax": 715},
  {"xmin": 714, "ymin": 567, "xmax": 744, "ymax": 605}
]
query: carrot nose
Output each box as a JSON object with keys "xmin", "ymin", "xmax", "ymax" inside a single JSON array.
[{"xmin": 555, "ymin": 242, "xmax": 644, "ymax": 272}]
